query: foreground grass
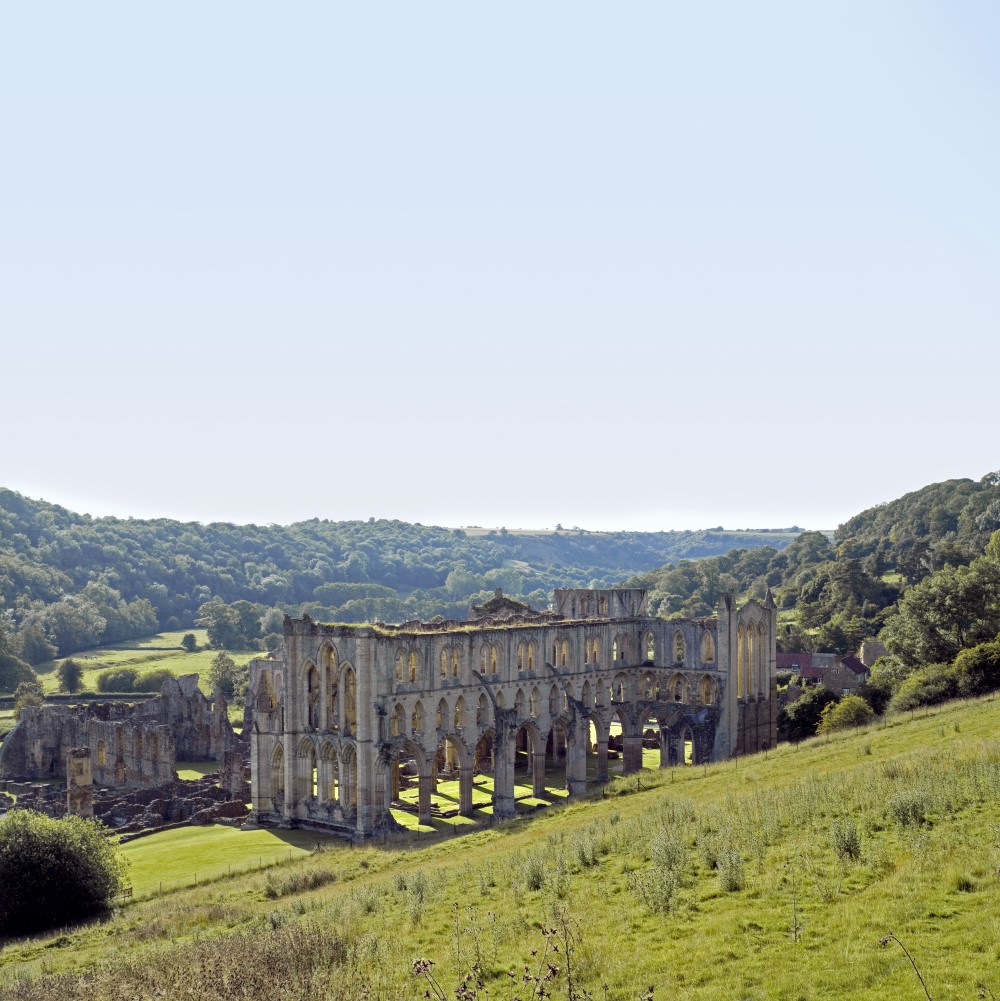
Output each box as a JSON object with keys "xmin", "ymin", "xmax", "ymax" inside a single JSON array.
[{"xmin": 1, "ymin": 696, "xmax": 999, "ymax": 999}]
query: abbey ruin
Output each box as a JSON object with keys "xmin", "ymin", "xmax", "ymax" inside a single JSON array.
[{"xmin": 248, "ymin": 587, "xmax": 777, "ymax": 838}]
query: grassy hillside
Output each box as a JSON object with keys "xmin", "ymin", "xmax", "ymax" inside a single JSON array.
[
  {"xmin": 1, "ymin": 695, "xmax": 998, "ymax": 999},
  {"xmin": 29, "ymin": 630, "xmax": 256, "ymax": 698}
]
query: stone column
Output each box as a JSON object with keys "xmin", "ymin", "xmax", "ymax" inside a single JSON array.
[
  {"xmin": 66, "ymin": 748, "xmax": 94, "ymax": 818},
  {"xmin": 658, "ymin": 729, "xmax": 669, "ymax": 768},
  {"xmin": 492, "ymin": 713, "xmax": 516, "ymax": 820},
  {"xmin": 458, "ymin": 764, "xmax": 473, "ymax": 815},
  {"xmin": 417, "ymin": 765, "xmax": 433, "ymax": 825},
  {"xmin": 565, "ymin": 724, "xmax": 587, "ymax": 798},
  {"xmin": 354, "ymin": 638, "xmax": 377, "ymax": 837},
  {"xmin": 531, "ymin": 745, "xmax": 546, "ymax": 797},
  {"xmin": 622, "ymin": 735, "xmax": 643, "ymax": 775},
  {"xmin": 596, "ymin": 737, "xmax": 609, "ymax": 784}
]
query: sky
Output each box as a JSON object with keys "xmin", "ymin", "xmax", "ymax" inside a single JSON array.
[{"xmin": 2, "ymin": 2, "xmax": 998, "ymax": 533}]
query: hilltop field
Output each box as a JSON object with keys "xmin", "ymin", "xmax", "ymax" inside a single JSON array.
[{"xmin": 1, "ymin": 694, "xmax": 997, "ymax": 1000}]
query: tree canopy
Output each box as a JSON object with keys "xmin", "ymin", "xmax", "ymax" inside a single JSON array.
[{"xmin": 0, "ymin": 810, "xmax": 129, "ymax": 936}]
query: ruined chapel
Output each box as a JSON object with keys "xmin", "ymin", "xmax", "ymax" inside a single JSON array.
[{"xmin": 248, "ymin": 587, "xmax": 776, "ymax": 838}]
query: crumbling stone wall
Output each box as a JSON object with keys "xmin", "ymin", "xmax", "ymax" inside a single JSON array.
[
  {"xmin": 0, "ymin": 674, "xmax": 241, "ymax": 788},
  {"xmin": 249, "ymin": 588, "xmax": 777, "ymax": 839}
]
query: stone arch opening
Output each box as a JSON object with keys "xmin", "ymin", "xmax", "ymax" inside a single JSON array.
[
  {"xmin": 673, "ymin": 630, "xmax": 686, "ymax": 665},
  {"xmin": 476, "ymin": 692, "xmax": 489, "ymax": 726},
  {"xmin": 701, "ymin": 630, "xmax": 715, "ymax": 664},
  {"xmin": 271, "ymin": 743, "xmax": 285, "ymax": 807},
  {"xmin": 411, "ymin": 700, "xmax": 426, "ymax": 737},
  {"xmin": 699, "ymin": 674, "xmax": 716, "ymax": 705},
  {"xmin": 305, "ymin": 662, "xmax": 320, "ymax": 730},
  {"xmin": 682, "ymin": 725, "xmax": 696, "ymax": 765},
  {"xmin": 296, "ymin": 737, "xmax": 317, "ymax": 806},
  {"xmin": 670, "ymin": 672, "xmax": 688, "ymax": 703},
  {"xmin": 320, "ymin": 740, "xmax": 340, "ymax": 805},
  {"xmin": 473, "ymin": 728, "xmax": 495, "ymax": 776},
  {"xmin": 435, "ymin": 696, "xmax": 449, "ymax": 731},
  {"xmin": 341, "ymin": 664, "xmax": 357, "ymax": 736},
  {"xmin": 96, "ymin": 739, "xmax": 107, "ymax": 767},
  {"xmin": 391, "ymin": 701, "xmax": 406, "ymax": 737},
  {"xmin": 454, "ymin": 695, "xmax": 466, "ymax": 729},
  {"xmin": 515, "ymin": 687, "xmax": 527, "ymax": 718},
  {"xmin": 640, "ymin": 670, "xmax": 657, "ymax": 699},
  {"xmin": 339, "ymin": 744, "xmax": 357, "ymax": 810},
  {"xmin": 644, "ymin": 630, "xmax": 656, "ymax": 663}
]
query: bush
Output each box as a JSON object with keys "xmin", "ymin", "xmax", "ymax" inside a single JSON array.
[
  {"xmin": 0, "ymin": 810, "xmax": 128, "ymax": 936},
  {"xmin": 0, "ymin": 652, "xmax": 36, "ymax": 695},
  {"xmin": 180, "ymin": 633, "xmax": 198, "ymax": 653},
  {"xmin": 133, "ymin": 668, "xmax": 175, "ymax": 692},
  {"xmin": 886, "ymin": 664, "xmax": 958, "ymax": 713},
  {"xmin": 14, "ymin": 678, "xmax": 44, "ymax": 715},
  {"xmin": 96, "ymin": 667, "xmax": 140, "ymax": 693},
  {"xmin": 816, "ymin": 694, "xmax": 875, "ymax": 733}
]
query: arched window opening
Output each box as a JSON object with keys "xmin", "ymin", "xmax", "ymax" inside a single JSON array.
[
  {"xmin": 395, "ymin": 652, "xmax": 405, "ymax": 682},
  {"xmin": 527, "ymin": 643, "xmax": 535, "ymax": 670},
  {"xmin": 701, "ymin": 631, "xmax": 715, "ymax": 664},
  {"xmin": 645, "ymin": 631, "xmax": 655, "ymax": 662},
  {"xmin": 490, "ymin": 645, "xmax": 498, "ymax": 675},
  {"xmin": 342, "ymin": 666, "xmax": 357, "ymax": 736},
  {"xmin": 440, "ymin": 649, "xmax": 448, "ymax": 679},
  {"xmin": 454, "ymin": 696, "xmax": 466, "ymax": 729},
  {"xmin": 477, "ymin": 693, "xmax": 489, "ymax": 726},
  {"xmin": 673, "ymin": 631, "xmax": 686, "ymax": 665},
  {"xmin": 408, "ymin": 651, "xmax": 419, "ymax": 683},
  {"xmin": 96, "ymin": 739, "xmax": 106, "ymax": 767},
  {"xmin": 436, "ymin": 698, "xmax": 447, "ymax": 730},
  {"xmin": 516, "ymin": 689, "xmax": 527, "ymax": 718},
  {"xmin": 391, "ymin": 702, "xmax": 405, "ymax": 737},
  {"xmin": 411, "ymin": 701, "xmax": 425, "ymax": 735},
  {"xmin": 451, "ymin": 649, "xmax": 460, "ymax": 677}
]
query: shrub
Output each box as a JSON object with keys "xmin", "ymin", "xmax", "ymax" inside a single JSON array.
[
  {"xmin": 716, "ymin": 845, "xmax": 745, "ymax": 892},
  {"xmin": 816, "ymin": 694, "xmax": 875, "ymax": 733},
  {"xmin": 13, "ymin": 678, "xmax": 44, "ymax": 715},
  {"xmin": 830, "ymin": 817, "xmax": 862, "ymax": 862},
  {"xmin": 180, "ymin": 633, "xmax": 198, "ymax": 653},
  {"xmin": 886, "ymin": 665, "xmax": 958, "ymax": 713},
  {"xmin": 133, "ymin": 668, "xmax": 175, "ymax": 692},
  {"xmin": 0, "ymin": 652, "xmax": 35, "ymax": 695},
  {"xmin": 96, "ymin": 667, "xmax": 140, "ymax": 693},
  {"xmin": 0, "ymin": 810, "xmax": 128, "ymax": 936}
]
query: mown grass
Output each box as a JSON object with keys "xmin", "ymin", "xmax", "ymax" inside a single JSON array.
[
  {"xmin": 121, "ymin": 825, "xmax": 339, "ymax": 896},
  {"xmin": 1, "ymin": 695, "xmax": 998, "ymax": 1000},
  {"xmin": 32, "ymin": 630, "xmax": 258, "ymax": 699}
]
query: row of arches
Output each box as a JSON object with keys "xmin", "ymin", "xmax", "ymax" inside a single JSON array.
[
  {"xmin": 300, "ymin": 656, "xmax": 358, "ymax": 735},
  {"xmin": 381, "ymin": 628, "xmax": 719, "ymax": 688},
  {"xmin": 270, "ymin": 738, "xmax": 359, "ymax": 816}
]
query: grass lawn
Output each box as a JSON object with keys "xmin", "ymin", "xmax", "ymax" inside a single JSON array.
[
  {"xmin": 121, "ymin": 824, "xmax": 341, "ymax": 897},
  {"xmin": 32, "ymin": 630, "xmax": 259, "ymax": 697}
]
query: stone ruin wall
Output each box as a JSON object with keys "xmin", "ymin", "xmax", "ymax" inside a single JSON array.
[
  {"xmin": 248, "ymin": 587, "xmax": 778, "ymax": 839},
  {"xmin": 0, "ymin": 673, "xmax": 251, "ymax": 831}
]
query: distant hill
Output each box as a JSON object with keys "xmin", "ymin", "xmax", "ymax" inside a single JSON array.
[{"xmin": 0, "ymin": 487, "xmax": 801, "ymax": 663}]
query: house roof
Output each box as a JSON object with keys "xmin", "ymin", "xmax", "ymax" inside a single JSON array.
[
  {"xmin": 777, "ymin": 652, "xmax": 812, "ymax": 671},
  {"xmin": 841, "ymin": 655, "xmax": 869, "ymax": 675}
]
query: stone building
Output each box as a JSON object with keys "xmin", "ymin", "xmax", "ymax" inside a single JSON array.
[
  {"xmin": 248, "ymin": 587, "xmax": 776, "ymax": 838},
  {"xmin": 0, "ymin": 674, "xmax": 238, "ymax": 788}
]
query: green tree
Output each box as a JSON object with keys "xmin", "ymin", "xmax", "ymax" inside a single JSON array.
[
  {"xmin": 0, "ymin": 810, "xmax": 129, "ymax": 936},
  {"xmin": 208, "ymin": 651, "xmax": 248, "ymax": 701},
  {"xmin": 13, "ymin": 676, "xmax": 44, "ymax": 715},
  {"xmin": 880, "ymin": 553, "xmax": 1000, "ymax": 666},
  {"xmin": 778, "ymin": 685, "xmax": 838, "ymax": 742},
  {"xmin": 180, "ymin": 632, "xmax": 198, "ymax": 653},
  {"xmin": 816, "ymin": 693, "xmax": 875, "ymax": 733},
  {"xmin": 57, "ymin": 657, "xmax": 84, "ymax": 693},
  {"xmin": 0, "ymin": 651, "xmax": 36, "ymax": 694}
]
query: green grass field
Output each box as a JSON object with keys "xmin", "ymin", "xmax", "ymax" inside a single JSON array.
[
  {"xmin": 2, "ymin": 695, "xmax": 999, "ymax": 1000},
  {"xmin": 121, "ymin": 825, "xmax": 340, "ymax": 896},
  {"xmin": 31, "ymin": 630, "xmax": 258, "ymax": 700}
]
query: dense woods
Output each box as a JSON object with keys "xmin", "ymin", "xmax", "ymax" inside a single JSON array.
[{"xmin": 0, "ymin": 488, "xmax": 798, "ymax": 666}]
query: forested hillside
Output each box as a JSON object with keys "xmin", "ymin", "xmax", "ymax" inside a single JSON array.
[
  {"xmin": 628, "ymin": 474, "xmax": 1000, "ymax": 655},
  {"xmin": 0, "ymin": 488, "xmax": 798, "ymax": 666}
]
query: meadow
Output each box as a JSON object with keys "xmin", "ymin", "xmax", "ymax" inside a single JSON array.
[
  {"xmin": 0, "ymin": 694, "xmax": 998, "ymax": 999},
  {"xmin": 29, "ymin": 631, "xmax": 258, "ymax": 720}
]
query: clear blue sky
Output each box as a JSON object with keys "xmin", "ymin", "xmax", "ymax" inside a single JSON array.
[{"xmin": 2, "ymin": 2, "xmax": 998, "ymax": 531}]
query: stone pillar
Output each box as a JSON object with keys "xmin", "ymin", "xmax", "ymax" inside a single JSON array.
[
  {"xmin": 492, "ymin": 717, "xmax": 516, "ymax": 820},
  {"xmin": 221, "ymin": 748, "xmax": 247, "ymax": 799},
  {"xmin": 658, "ymin": 730, "xmax": 669, "ymax": 768},
  {"xmin": 391, "ymin": 760, "xmax": 400, "ymax": 800},
  {"xmin": 622, "ymin": 735, "xmax": 643, "ymax": 775},
  {"xmin": 565, "ymin": 725, "xmax": 587, "ymax": 798},
  {"xmin": 531, "ymin": 746, "xmax": 546, "ymax": 797},
  {"xmin": 417, "ymin": 766, "xmax": 433, "ymax": 825},
  {"xmin": 596, "ymin": 737, "xmax": 609, "ymax": 784},
  {"xmin": 66, "ymin": 748, "xmax": 94, "ymax": 818},
  {"xmin": 353, "ymin": 639, "xmax": 377, "ymax": 837},
  {"xmin": 458, "ymin": 764, "xmax": 473, "ymax": 815}
]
